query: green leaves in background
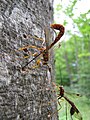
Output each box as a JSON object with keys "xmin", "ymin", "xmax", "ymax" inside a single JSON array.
[{"xmin": 54, "ymin": 0, "xmax": 90, "ymax": 96}]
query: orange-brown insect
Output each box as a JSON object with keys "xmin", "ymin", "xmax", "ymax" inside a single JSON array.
[
  {"xmin": 58, "ymin": 86, "xmax": 82, "ymax": 120},
  {"xmin": 22, "ymin": 24, "xmax": 65, "ymax": 70},
  {"xmin": 21, "ymin": 27, "xmax": 50, "ymax": 70},
  {"xmin": 49, "ymin": 24, "xmax": 65, "ymax": 49},
  {"xmin": 42, "ymin": 26, "xmax": 50, "ymax": 66}
]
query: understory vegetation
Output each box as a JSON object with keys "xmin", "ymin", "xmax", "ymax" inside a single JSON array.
[{"xmin": 54, "ymin": 0, "xmax": 90, "ymax": 119}]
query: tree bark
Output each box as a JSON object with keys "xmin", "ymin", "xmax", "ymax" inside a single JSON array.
[{"xmin": 0, "ymin": 0, "xmax": 58, "ymax": 120}]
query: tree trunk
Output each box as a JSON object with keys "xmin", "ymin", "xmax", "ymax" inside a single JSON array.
[{"xmin": 0, "ymin": 0, "xmax": 58, "ymax": 120}]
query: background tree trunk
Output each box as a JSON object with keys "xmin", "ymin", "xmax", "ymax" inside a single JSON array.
[{"xmin": 0, "ymin": 0, "xmax": 58, "ymax": 120}]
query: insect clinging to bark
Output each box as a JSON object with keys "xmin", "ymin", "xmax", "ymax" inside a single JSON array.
[{"xmin": 20, "ymin": 24, "xmax": 65, "ymax": 70}]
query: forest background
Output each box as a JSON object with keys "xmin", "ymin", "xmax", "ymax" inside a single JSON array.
[{"xmin": 54, "ymin": 0, "xmax": 90, "ymax": 119}]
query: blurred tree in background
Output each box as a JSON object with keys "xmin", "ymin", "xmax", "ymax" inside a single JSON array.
[
  {"xmin": 54, "ymin": 0, "xmax": 90, "ymax": 119},
  {"xmin": 54, "ymin": 0, "xmax": 90, "ymax": 97}
]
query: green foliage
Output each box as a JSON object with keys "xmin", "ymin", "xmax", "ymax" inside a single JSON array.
[
  {"xmin": 56, "ymin": 4, "xmax": 62, "ymax": 11},
  {"xmin": 64, "ymin": 0, "xmax": 77, "ymax": 17},
  {"xmin": 58, "ymin": 94, "xmax": 90, "ymax": 120},
  {"xmin": 74, "ymin": 10, "xmax": 90, "ymax": 36},
  {"xmin": 55, "ymin": 0, "xmax": 90, "ymax": 95},
  {"xmin": 54, "ymin": 0, "xmax": 90, "ymax": 119}
]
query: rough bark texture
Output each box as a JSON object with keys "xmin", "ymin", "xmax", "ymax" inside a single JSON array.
[{"xmin": 0, "ymin": 0, "xmax": 57, "ymax": 120}]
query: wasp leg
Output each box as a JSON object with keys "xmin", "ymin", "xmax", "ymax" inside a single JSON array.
[
  {"xmin": 18, "ymin": 45, "xmax": 41, "ymax": 51},
  {"xmin": 18, "ymin": 45, "xmax": 43, "ymax": 59},
  {"xmin": 23, "ymin": 34, "xmax": 44, "ymax": 42},
  {"xmin": 31, "ymin": 59, "xmax": 42, "ymax": 69}
]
